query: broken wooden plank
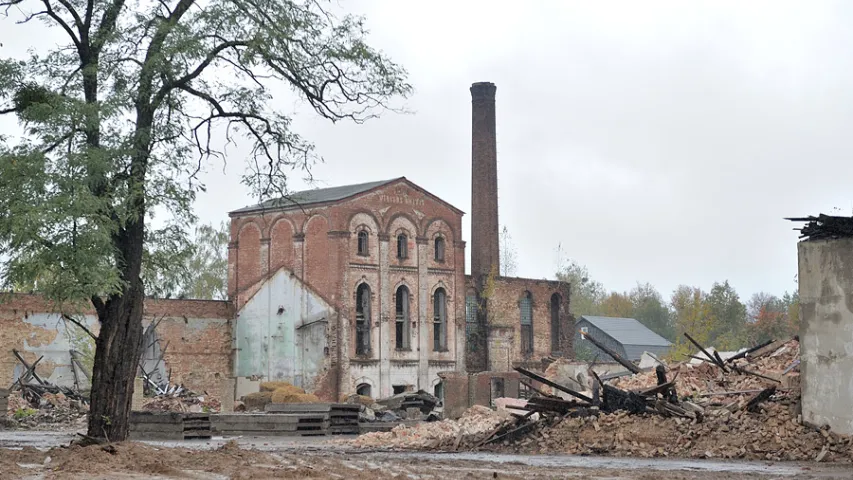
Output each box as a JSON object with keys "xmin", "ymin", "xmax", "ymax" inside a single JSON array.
[
  {"xmin": 519, "ymin": 379, "xmax": 552, "ymax": 398},
  {"xmin": 745, "ymin": 386, "xmax": 777, "ymax": 412},
  {"xmin": 683, "ymin": 333, "xmax": 728, "ymax": 372},
  {"xmin": 725, "ymin": 339, "xmax": 775, "ymax": 363},
  {"xmin": 11, "ymin": 351, "xmax": 47, "ymax": 388},
  {"xmin": 654, "ymin": 365, "xmax": 678, "ymax": 403},
  {"xmin": 579, "ymin": 331, "xmax": 641, "ymax": 374},
  {"xmin": 514, "ymin": 367, "xmax": 593, "ymax": 404},
  {"xmin": 731, "ymin": 364, "xmax": 782, "ymax": 384},
  {"xmin": 602, "ymin": 385, "xmax": 648, "ymax": 414}
]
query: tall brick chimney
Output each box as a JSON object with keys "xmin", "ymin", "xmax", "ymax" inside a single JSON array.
[{"xmin": 470, "ymin": 81, "xmax": 500, "ymax": 279}]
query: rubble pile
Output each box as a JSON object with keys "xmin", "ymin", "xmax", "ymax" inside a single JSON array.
[
  {"xmin": 470, "ymin": 335, "xmax": 852, "ymax": 463},
  {"xmin": 351, "ymin": 405, "xmax": 512, "ymax": 450},
  {"xmin": 5, "ymin": 389, "xmax": 88, "ymax": 429},
  {"xmin": 141, "ymin": 394, "xmax": 220, "ymax": 413},
  {"xmin": 349, "ymin": 390, "xmax": 443, "ymax": 423},
  {"xmin": 611, "ymin": 339, "xmax": 800, "ymax": 397},
  {"xmin": 505, "ymin": 397, "xmax": 852, "ymax": 462}
]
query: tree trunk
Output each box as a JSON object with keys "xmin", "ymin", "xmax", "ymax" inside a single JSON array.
[{"xmin": 86, "ymin": 222, "xmax": 146, "ymax": 442}]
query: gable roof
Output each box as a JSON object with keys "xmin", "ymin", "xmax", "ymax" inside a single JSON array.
[
  {"xmin": 579, "ymin": 315, "xmax": 672, "ymax": 347},
  {"xmin": 229, "ymin": 177, "xmax": 464, "ymax": 216}
]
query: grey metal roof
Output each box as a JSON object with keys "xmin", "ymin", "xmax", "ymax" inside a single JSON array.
[
  {"xmin": 579, "ymin": 316, "xmax": 672, "ymax": 348},
  {"xmin": 230, "ymin": 178, "xmax": 402, "ymax": 215}
]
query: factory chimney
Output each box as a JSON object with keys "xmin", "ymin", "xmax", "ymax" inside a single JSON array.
[{"xmin": 470, "ymin": 82, "xmax": 500, "ymax": 279}]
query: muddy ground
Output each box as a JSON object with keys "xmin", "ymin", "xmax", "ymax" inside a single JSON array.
[{"xmin": 2, "ymin": 431, "xmax": 853, "ymax": 480}]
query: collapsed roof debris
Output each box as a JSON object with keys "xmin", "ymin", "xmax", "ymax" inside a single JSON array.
[{"xmin": 787, "ymin": 214, "xmax": 853, "ymax": 240}]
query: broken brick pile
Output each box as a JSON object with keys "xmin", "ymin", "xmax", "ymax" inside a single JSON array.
[
  {"xmin": 500, "ymin": 396, "xmax": 852, "ymax": 462},
  {"xmin": 349, "ymin": 405, "xmax": 512, "ymax": 450},
  {"xmin": 4, "ymin": 389, "xmax": 88, "ymax": 430},
  {"xmin": 611, "ymin": 339, "xmax": 800, "ymax": 396},
  {"xmin": 487, "ymin": 338, "xmax": 853, "ymax": 463}
]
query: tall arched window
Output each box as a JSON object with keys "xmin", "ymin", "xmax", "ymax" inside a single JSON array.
[
  {"xmin": 395, "ymin": 285, "xmax": 411, "ymax": 350},
  {"xmin": 396, "ymin": 233, "xmax": 408, "ymax": 259},
  {"xmin": 520, "ymin": 291, "xmax": 533, "ymax": 354},
  {"xmin": 550, "ymin": 293, "xmax": 562, "ymax": 354},
  {"xmin": 355, "ymin": 283, "xmax": 372, "ymax": 355},
  {"xmin": 433, "ymin": 288, "xmax": 447, "ymax": 351},
  {"xmin": 357, "ymin": 230, "xmax": 369, "ymax": 256},
  {"xmin": 434, "ymin": 236, "xmax": 445, "ymax": 262}
]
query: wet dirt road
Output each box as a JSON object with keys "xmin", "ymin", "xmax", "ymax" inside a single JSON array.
[{"xmin": 2, "ymin": 430, "xmax": 851, "ymax": 479}]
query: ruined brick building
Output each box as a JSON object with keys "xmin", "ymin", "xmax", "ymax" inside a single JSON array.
[
  {"xmin": 0, "ymin": 82, "xmax": 572, "ymax": 403},
  {"xmin": 226, "ymin": 82, "xmax": 572, "ymax": 400}
]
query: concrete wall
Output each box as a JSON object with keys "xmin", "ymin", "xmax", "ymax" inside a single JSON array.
[
  {"xmin": 234, "ymin": 269, "xmax": 333, "ymax": 394},
  {"xmin": 798, "ymin": 238, "xmax": 853, "ymax": 435}
]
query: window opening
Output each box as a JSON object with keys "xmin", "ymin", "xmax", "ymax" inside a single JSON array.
[{"xmin": 356, "ymin": 284, "xmax": 371, "ymax": 354}]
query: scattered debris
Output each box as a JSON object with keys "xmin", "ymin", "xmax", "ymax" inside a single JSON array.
[
  {"xmin": 787, "ymin": 214, "xmax": 853, "ymax": 240},
  {"xmin": 349, "ymin": 405, "xmax": 512, "ymax": 450}
]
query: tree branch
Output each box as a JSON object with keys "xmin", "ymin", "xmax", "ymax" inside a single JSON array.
[
  {"xmin": 90, "ymin": 296, "xmax": 105, "ymax": 319},
  {"xmin": 38, "ymin": 0, "xmax": 82, "ymax": 49},
  {"xmin": 63, "ymin": 313, "xmax": 97, "ymax": 340},
  {"xmin": 54, "ymin": 0, "xmax": 84, "ymax": 36},
  {"xmin": 154, "ymin": 40, "xmax": 250, "ymax": 105}
]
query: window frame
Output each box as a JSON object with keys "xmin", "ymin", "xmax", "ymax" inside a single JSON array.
[
  {"xmin": 355, "ymin": 283, "xmax": 372, "ymax": 355},
  {"xmin": 395, "ymin": 285, "xmax": 411, "ymax": 350},
  {"xmin": 396, "ymin": 233, "xmax": 408, "ymax": 259},
  {"xmin": 434, "ymin": 236, "xmax": 446, "ymax": 262},
  {"xmin": 356, "ymin": 230, "xmax": 369, "ymax": 256},
  {"xmin": 520, "ymin": 291, "xmax": 533, "ymax": 355},
  {"xmin": 433, "ymin": 287, "xmax": 448, "ymax": 351}
]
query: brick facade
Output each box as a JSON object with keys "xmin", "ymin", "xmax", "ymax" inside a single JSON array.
[
  {"xmin": 227, "ymin": 178, "xmax": 468, "ymax": 398},
  {"xmin": 0, "ymin": 294, "xmax": 232, "ymax": 400},
  {"xmin": 464, "ymin": 275, "xmax": 573, "ymax": 373}
]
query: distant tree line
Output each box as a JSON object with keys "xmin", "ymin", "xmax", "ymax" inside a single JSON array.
[{"xmin": 555, "ymin": 248, "xmax": 799, "ymax": 361}]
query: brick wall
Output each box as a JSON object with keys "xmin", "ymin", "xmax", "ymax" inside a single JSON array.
[
  {"xmin": 0, "ymin": 294, "xmax": 233, "ymax": 399},
  {"xmin": 227, "ymin": 179, "xmax": 467, "ymax": 396},
  {"xmin": 465, "ymin": 275, "xmax": 573, "ymax": 372}
]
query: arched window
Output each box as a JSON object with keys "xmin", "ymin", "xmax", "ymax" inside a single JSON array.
[
  {"xmin": 397, "ymin": 233, "xmax": 408, "ymax": 259},
  {"xmin": 355, "ymin": 283, "xmax": 371, "ymax": 355},
  {"xmin": 550, "ymin": 293, "xmax": 562, "ymax": 354},
  {"xmin": 434, "ymin": 236, "xmax": 446, "ymax": 262},
  {"xmin": 395, "ymin": 286, "xmax": 411, "ymax": 350},
  {"xmin": 433, "ymin": 287, "xmax": 447, "ymax": 351},
  {"xmin": 520, "ymin": 291, "xmax": 533, "ymax": 354},
  {"xmin": 356, "ymin": 383, "xmax": 372, "ymax": 398},
  {"xmin": 357, "ymin": 230, "xmax": 369, "ymax": 256}
]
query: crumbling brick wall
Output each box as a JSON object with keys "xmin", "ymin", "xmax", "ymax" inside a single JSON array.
[
  {"xmin": 465, "ymin": 276, "xmax": 572, "ymax": 373},
  {"xmin": 0, "ymin": 294, "xmax": 233, "ymax": 400}
]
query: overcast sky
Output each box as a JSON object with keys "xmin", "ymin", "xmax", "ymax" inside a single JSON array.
[{"xmin": 3, "ymin": 0, "xmax": 853, "ymax": 302}]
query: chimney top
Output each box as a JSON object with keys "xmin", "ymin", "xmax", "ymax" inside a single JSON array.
[{"xmin": 470, "ymin": 82, "xmax": 496, "ymax": 101}]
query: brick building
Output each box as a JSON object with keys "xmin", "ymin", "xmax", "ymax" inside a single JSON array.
[
  {"xmin": 227, "ymin": 82, "xmax": 572, "ymax": 400},
  {"xmin": 0, "ymin": 82, "xmax": 572, "ymax": 404}
]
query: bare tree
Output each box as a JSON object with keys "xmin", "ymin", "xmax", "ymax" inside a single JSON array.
[{"xmin": 499, "ymin": 225, "xmax": 518, "ymax": 277}]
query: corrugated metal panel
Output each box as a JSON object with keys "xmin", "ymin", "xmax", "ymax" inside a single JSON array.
[
  {"xmin": 580, "ymin": 316, "xmax": 672, "ymax": 348},
  {"xmin": 623, "ymin": 344, "xmax": 671, "ymax": 361}
]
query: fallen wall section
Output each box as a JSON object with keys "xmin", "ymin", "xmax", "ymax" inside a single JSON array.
[{"xmin": 798, "ymin": 237, "xmax": 853, "ymax": 435}]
